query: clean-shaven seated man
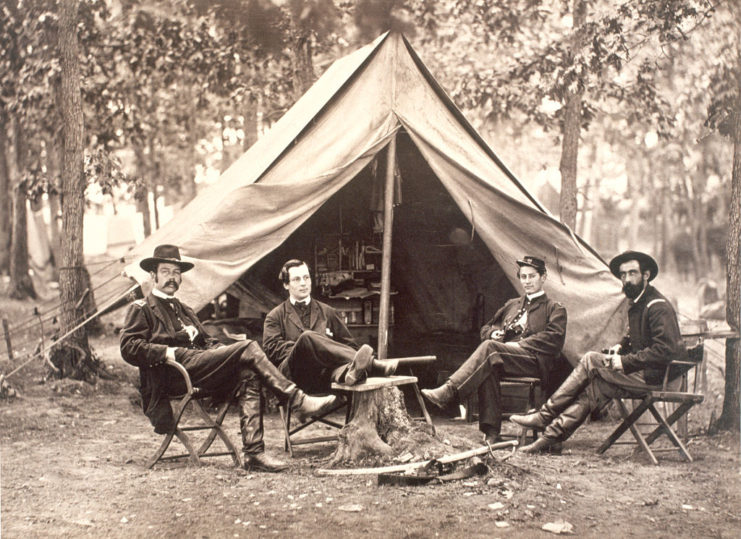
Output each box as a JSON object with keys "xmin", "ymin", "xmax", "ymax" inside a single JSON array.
[
  {"xmin": 511, "ymin": 250, "xmax": 688, "ymax": 453},
  {"xmin": 262, "ymin": 259, "xmax": 398, "ymax": 395},
  {"xmin": 120, "ymin": 245, "xmax": 338, "ymax": 472},
  {"xmin": 421, "ymin": 256, "xmax": 567, "ymax": 444}
]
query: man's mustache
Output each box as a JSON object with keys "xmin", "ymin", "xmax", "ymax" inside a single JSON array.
[{"xmin": 165, "ymin": 280, "xmax": 179, "ymax": 288}]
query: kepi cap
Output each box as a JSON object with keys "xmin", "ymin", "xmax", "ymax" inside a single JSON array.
[{"xmin": 516, "ymin": 255, "xmax": 546, "ymax": 273}]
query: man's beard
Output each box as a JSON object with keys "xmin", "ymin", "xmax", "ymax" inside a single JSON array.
[{"xmin": 622, "ymin": 281, "xmax": 645, "ymax": 299}]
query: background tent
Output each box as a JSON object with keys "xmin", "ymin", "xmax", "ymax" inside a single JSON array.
[{"xmin": 114, "ymin": 32, "xmax": 626, "ymax": 370}]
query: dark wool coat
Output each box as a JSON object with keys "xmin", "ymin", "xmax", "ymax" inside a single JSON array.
[
  {"xmin": 262, "ymin": 298, "xmax": 358, "ymax": 368},
  {"xmin": 120, "ymin": 294, "xmax": 221, "ymax": 432},
  {"xmin": 479, "ymin": 293, "xmax": 568, "ymax": 389},
  {"xmin": 619, "ymin": 284, "xmax": 688, "ymax": 385}
]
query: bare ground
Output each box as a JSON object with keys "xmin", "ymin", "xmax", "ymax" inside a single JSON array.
[{"xmin": 1, "ymin": 329, "xmax": 739, "ymax": 539}]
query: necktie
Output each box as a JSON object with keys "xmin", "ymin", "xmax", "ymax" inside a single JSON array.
[
  {"xmin": 295, "ymin": 300, "xmax": 310, "ymax": 327},
  {"xmin": 166, "ymin": 299, "xmax": 187, "ymax": 328}
]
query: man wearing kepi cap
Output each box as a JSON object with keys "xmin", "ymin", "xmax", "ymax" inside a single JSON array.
[
  {"xmin": 120, "ymin": 245, "xmax": 338, "ymax": 472},
  {"xmin": 511, "ymin": 250, "xmax": 688, "ymax": 453},
  {"xmin": 421, "ymin": 256, "xmax": 568, "ymax": 444}
]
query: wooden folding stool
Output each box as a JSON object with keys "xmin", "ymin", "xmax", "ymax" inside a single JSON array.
[
  {"xmin": 597, "ymin": 341, "xmax": 705, "ymax": 465},
  {"xmin": 278, "ymin": 396, "xmax": 349, "ymax": 457},
  {"xmin": 147, "ymin": 360, "xmax": 242, "ymax": 469}
]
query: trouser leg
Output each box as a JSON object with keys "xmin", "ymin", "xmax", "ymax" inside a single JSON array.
[
  {"xmin": 449, "ymin": 340, "xmax": 532, "ymax": 436},
  {"xmin": 449, "ymin": 340, "xmax": 512, "ymax": 398},
  {"xmin": 476, "ymin": 365, "xmax": 503, "ymax": 436},
  {"xmin": 238, "ymin": 371, "xmax": 265, "ymax": 456},
  {"xmin": 288, "ymin": 332, "xmax": 358, "ymax": 392}
]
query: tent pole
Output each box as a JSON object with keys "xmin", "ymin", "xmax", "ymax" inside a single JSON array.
[{"xmin": 377, "ymin": 136, "xmax": 396, "ymax": 359}]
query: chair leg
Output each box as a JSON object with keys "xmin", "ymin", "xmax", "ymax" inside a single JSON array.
[
  {"xmin": 278, "ymin": 405, "xmax": 293, "ymax": 457},
  {"xmin": 644, "ymin": 402, "xmax": 696, "ymax": 462},
  {"xmin": 192, "ymin": 400, "xmax": 242, "ymax": 468},
  {"xmin": 175, "ymin": 429, "xmax": 202, "ymax": 466},
  {"xmin": 148, "ymin": 394, "xmax": 195, "ymax": 468},
  {"xmin": 597, "ymin": 398, "xmax": 658, "ymax": 466},
  {"xmin": 412, "ymin": 382, "xmax": 436, "ymax": 434},
  {"xmin": 147, "ymin": 432, "xmax": 175, "ymax": 469}
]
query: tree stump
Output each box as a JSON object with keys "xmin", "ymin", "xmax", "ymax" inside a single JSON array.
[{"xmin": 328, "ymin": 380, "xmax": 436, "ymax": 467}]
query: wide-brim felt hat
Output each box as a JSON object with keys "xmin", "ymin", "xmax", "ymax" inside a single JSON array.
[
  {"xmin": 516, "ymin": 255, "xmax": 547, "ymax": 273},
  {"xmin": 139, "ymin": 244, "xmax": 194, "ymax": 273},
  {"xmin": 608, "ymin": 250, "xmax": 658, "ymax": 281}
]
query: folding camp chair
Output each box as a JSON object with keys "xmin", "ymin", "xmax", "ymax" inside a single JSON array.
[
  {"xmin": 147, "ymin": 360, "xmax": 242, "ymax": 469},
  {"xmin": 278, "ymin": 395, "xmax": 349, "ymax": 457},
  {"xmin": 597, "ymin": 340, "xmax": 705, "ymax": 465}
]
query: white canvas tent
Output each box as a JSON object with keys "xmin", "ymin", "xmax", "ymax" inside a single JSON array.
[{"xmin": 110, "ymin": 32, "xmax": 627, "ymax": 364}]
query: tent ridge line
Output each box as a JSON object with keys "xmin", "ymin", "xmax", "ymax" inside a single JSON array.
[
  {"xmin": 250, "ymin": 33, "xmax": 393, "ymax": 187},
  {"xmin": 398, "ymin": 116, "xmax": 548, "ymax": 216},
  {"xmin": 398, "ymin": 34, "xmax": 546, "ymax": 214}
]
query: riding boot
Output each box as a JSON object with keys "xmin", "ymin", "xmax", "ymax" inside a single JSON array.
[
  {"xmin": 511, "ymin": 357, "xmax": 591, "ymax": 428},
  {"xmin": 541, "ymin": 390, "xmax": 594, "ymax": 443},
  {"xmin": 239, "ymin": 341, "xmax": 337, "ymax": 420},
  {"xmin": 238, "ymin": 372, "xmax": 265, "ymax": 456},
  {"xmin": 239, "ymin": 341, "xmax": 297, "ymax": 402}
]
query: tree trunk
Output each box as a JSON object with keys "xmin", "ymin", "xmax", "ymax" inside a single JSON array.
[
  {"xmin": 47, "ymin": 190, "xmax": 63, "ymax": 275},
  {"xmin": 243, "ymin": 101, "xmax": 258, "ymax": 151},
  {"xmin": 660, "ymin": 181, "xmax": 671, "ymax": 268},
  {"xmin": 148, "ymin": 135, "xmax": 160, "ymax": 230},
  {"xmin": 9, "ymin": 180, "xmax": 35, "ymax": 299},
  {"xmin": 8, "ymin": 119, "xmax": 35, "ymax": 300},
  {"xmin": 626, "ymin": 150, "xmax": 641, "ymax": 248},
  {"xmin": 53, "ymin": 0, "xmax": 97, "ymax": 381},
  {"xmin": 134, "ymin": 144, "xmax": 152, "ymax": 237},
  {"xmin": 713, "ymin": 80, "xmax": 741, "ymax": 433},
  {"xmin": 285, "ymin": 8, "xmax": 314, "ymax": 103},
  {"xmin": 0, "ymin": 110, "xmax": 11, "ymax": 275},
  {"xmin": 558, "ymin": 0, "xmax": 586, "ymax": 230},
  {"xmin": 329, "ymin": 387, "xmax": 420, "ymax": 466}
]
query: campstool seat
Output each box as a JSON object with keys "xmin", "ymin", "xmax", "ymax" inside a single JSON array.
[{"xmin": 146, "ymin": 360, "xmax": 242, "ymax": 469}]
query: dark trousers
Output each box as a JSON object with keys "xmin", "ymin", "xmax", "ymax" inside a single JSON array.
[
  {"xmin": 281, "ymin": 331, "xmax": 357, "ymax": 394},
  {"xmin": 449, "ymin": 340, "xmax": 539, "ymax": 436},
  {"xmin": 176, "ymin": 340, "xmax": 296, "ymax": 455}
]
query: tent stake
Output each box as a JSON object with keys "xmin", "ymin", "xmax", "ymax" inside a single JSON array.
[
  {"xmin": 2, "ymin": 318, "xmax": 13, "ymax": 361},
  {"xmin": 378, "ymin": 135, "xmax": 396, "ymax": 359}
]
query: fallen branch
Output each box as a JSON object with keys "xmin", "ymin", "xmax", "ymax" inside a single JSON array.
[{"xmin": 316, "ymin": 440, "xmax": 518, "ymax": 476}]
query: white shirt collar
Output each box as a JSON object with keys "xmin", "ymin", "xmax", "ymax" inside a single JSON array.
[
  {"xmin": 152, "ymin": 288, "xmax": 176, "ymax": 300},
  {"xmin": 290, "ymin": 296, "xmax": 311, "ymax": 306},
  {"xmin": 526, "ymin": 290, "xmax": 545, "ymax": 302}
]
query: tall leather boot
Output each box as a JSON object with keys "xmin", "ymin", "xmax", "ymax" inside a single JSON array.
[
  {"xmin": 240, "ymin": 341, "xmax": 299, "ymax": 401},
  {"xmin": 238, "ymin": 373, "xmax": 265, "ymax": 457},
  {"xmin": 511, "ymin": 358, "xmax": 591, "ymax": 429},
  {"xmin": 240, "ymin": 341, "xmax": 338, "ymax": 421},
  {"xmin": 520, "ymin": 391, "xmax": 594, "ymax": 453},
  {"xmin": 545, "ymin": 391, "xmax": 594, "ymax": 442},
  {"xmin": 237, "ymin": 376, "xmax": 289, "ymax": 473},
  {"xmin": 519, "ymin": 391, "xmax": 594, "ymax": 453}
]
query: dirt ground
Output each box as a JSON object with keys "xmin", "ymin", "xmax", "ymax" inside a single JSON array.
[{"xmin": 1, "ymin": 292, "xmax": 741, "ymax": 538}]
